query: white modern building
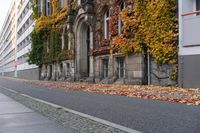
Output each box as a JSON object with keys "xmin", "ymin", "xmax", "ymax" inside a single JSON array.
[
  {"xmin": 16, "ymin": 0, "xmax": 38, "ymax": 79},
  {"xmin": 179, "ymin": 0, "xmax": 200, "ymax": 88},
  {"xmin": 0, "ymin": 0, "xmax": 38, "ymax": 80},
  {"xmin": 0, "ymin": 0, "xmax": 17, "ymax": 77}
]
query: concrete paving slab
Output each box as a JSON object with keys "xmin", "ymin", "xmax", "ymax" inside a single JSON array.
[
  {"xmin": 0, "ymin": 123, "xmax": 73, "ymax": 133},
  {"xmin": 0, "ymin": 101, "xmax": 33, "ymax": 114},
  {"xmin": 0, "ymin": 94, "xmax": 13, "ymax": 102},
  {"xmin": 0, "ymin": 93, "xmax": 73, "ymax": 133},
  {"xmin": 0, "ymin": 94, "xmax": 33, "ymax": 114},
  {"xmin": 0, "ymin": 112, "xmax": 52, "ymax": 128}
]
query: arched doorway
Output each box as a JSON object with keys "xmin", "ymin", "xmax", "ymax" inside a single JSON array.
[{"xmin": 76, "ymin": 21, "xmax": 91, "ymax": 78}]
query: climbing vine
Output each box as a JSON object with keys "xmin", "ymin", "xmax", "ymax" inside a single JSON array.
[
  {"xmin": 112, "ymin": 0, "xmax": 178, "ymax": 65},
  {"xmin": 32, "ymin": 0, "xmax": 40, "ymax": 19},
  {"xmin": 29, "ymin": 0, "xmax": 178, "ymax": 80},
  {"xmin": 29, "ymin": 0, "xmax": 73, "ymax": 65},
  {"xmin": 35, "ymin": 5, "xmax": 69, "ymax": 32},
  {"xmin": 111, "ymin": 5, "xmax": 141, "ymax": 54},
  {"xmin": 71, "ymin": 0, "xmax": 78, "ymax": 10},
  {"xmin": 28, "ymin": 29, "xmax": 45, "ymax": 67},
  {"xmin": 110, "ymin": 6, "xmax": 119, "ymax": 37}
]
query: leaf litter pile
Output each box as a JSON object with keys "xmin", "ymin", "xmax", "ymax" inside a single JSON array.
[{"xmin": 7, "ymin": 77, "xmax": 200, "ymax": 106}]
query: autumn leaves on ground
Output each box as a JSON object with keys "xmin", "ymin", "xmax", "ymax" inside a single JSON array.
[{"xmin": 7, "ymin": 77, "xmax": 200, "ymax": 106}]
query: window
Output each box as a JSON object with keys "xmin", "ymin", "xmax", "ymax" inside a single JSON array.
[
  {"xmin": 46, "ymin": 0, "xmax": 52, "ymax": 16},
  {"xmin": 118, "ymin": 2, "xmax": 125, "ymax": 34},
  {"xmin": 104, "ymin": 9, "xmax": 110, "ymax": 39},
  {"xmin": 197, "ymin": 0, "xmax": 200, "ymax": 15},
  {"xmin": 102, "ymin": 59, "xmax": 109, "ymax": 78},
  {"xmin": 117, "ymin": 57, "xmax": 125, "ymax": 78}
]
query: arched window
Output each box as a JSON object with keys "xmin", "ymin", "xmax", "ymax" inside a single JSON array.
[
  {"xmin": 104, "ymin": 9, "xmax": 110, "ymax": 39},
  {"xmin": 118, "ymin": 1, "xmax": 126, "ymax": 35}
]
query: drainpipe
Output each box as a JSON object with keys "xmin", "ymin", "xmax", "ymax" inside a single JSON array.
[{"xmin": 147, "ymin": 49, "xmax": 151, "ymax": 85}]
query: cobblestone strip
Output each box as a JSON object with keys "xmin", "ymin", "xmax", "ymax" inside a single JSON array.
[{"xmin": 0, "ymin": 86, "xmax": 141, "ymax": 133}]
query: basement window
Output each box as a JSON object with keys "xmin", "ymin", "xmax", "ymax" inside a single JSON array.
[
  {"xmin": 102, "ymin": 59, "xmax": 109, "ymax": 78},
  {"xmin": 117, "ymin": 57, "xmax": 125, "ymax": 78}
]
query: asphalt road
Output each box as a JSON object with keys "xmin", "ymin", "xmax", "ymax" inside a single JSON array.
[{"xmin": 0, "ymin": 77, "xmax": 199, "ymax": 133}]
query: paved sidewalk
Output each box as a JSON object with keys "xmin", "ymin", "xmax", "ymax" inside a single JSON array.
[{"xmin": 0, "ymin": 93, "xmax": 73, "ymax": 133}]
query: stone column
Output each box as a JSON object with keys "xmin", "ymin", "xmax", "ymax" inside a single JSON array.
[
  {"xmin": 108, "ymin": 54, "xmax": 114, "ymax": 77},
  {"xmin": 52, "ymin": 63, "xmax": 56, "ymax": 81},
  {"xmin": 47, "ymin": 65, "xmax": 50, "ymax": 80},
  {"xmin": 68, "ymin": 32, "xmax": 72, "ymax": 50},
  {"xmin": 89, "ymin": 27, "xmax": 94, "ymax": 78}
]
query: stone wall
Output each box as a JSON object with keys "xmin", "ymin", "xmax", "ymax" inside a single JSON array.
[
  {"xmin": 124, "ymin": 54, "xmax": 143, "ymax": 85},
  {"xmin": 94, "ymin": 53, "xmax": 144, "ymax": 85},
  {"xmin": 17, "ymin": 68, "xmax": 39, "ymax": 80},
  {"xmin": 150, "ymin": 60, "xmax": 177, "ymax": 86},
  {"xmin": 4, "ymin": 71, "xmax": 15, "ymax": 78},
  {"xmin": 40, "ymin": 60, "xmax": 74, "ymax": 81}
]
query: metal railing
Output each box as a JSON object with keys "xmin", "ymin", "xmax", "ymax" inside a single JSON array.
[{"xmin": 181, "ymin": 10, "xmax": 200, "ymax": 16}]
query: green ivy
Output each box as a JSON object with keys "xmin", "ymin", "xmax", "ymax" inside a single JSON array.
[
  {"xmin": 32, "ymin": 0, "xmax": 40, "ymax": 19},
  {"xmin": 57, "ymin": 49, "xmax": 73, "ymax": 61},
  {"xmin": 28, "ymin": 29, "xmax": 46, "ymax": 67},
  {"xmin": 29, "ymin": 0, "xmax": 73, "ymax": 67},
  {"xmin": 42, "ymin": 28, "xmax": 61, "ymax": 63}
]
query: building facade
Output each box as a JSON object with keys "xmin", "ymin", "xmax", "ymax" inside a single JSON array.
[
  {"xmin": 0, "ymin": 0, "xmax": 38, "ymax": 80},
  {"xmin": 0, "ymin": 0, "xmax": 176, "ymax": 86},
  {"xmin": 179, "ymin": 0, "xmax": 200, "ymax": 88},
  {"xmin": 38, "ymin": 0, "xmax": 145, "ymax": 85},
  {"xmin": 16, "ymin": 0, "xmax": 38, "ymax": 80},
  {"xmin": 0, "ymin": 0, "xmax": 17, "ymax": 77},
  {"xmin": 37, "ymin": 0, "xmax": 176, "ymax": 86}
]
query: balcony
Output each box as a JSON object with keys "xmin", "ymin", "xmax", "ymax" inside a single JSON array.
[{"xmin": 181, "ymin": 10, "xmax": 200, "ymax": 47}]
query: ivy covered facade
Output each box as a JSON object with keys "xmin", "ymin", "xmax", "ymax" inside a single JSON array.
[{"xmin": 29, "ymin": 0, "xmax": 177, "ymax": 86}]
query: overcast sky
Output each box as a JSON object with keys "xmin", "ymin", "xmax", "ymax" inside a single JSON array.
[{"xmin": 0, "ymin": 0, "xmax": 12, "ymax": 31}]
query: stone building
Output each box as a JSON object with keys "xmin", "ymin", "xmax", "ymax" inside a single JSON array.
[
  {"xmin": 35, "ymin": 0, "xmax": 176, "ymax": 86},
  {"xmin": 38, "ymin": 0, "xmax": 143, "ymax": 85}
]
